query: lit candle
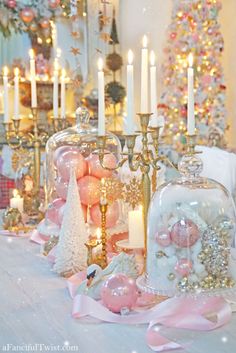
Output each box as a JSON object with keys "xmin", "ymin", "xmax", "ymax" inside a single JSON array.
[
  {"xmin": 98, "ymin": 58, "xmax": 105, "ymax": 136},
  {"xmin": 10, "ymin": 189, "xmax": 24, "ymax": 214},
  {"xmin": 126, "ymin": 50, "xmax": 134, "ymax": 134},
  {"xmin": 150, "ymin": 50, "xmax": 158, "ymax": 126},
  {"xmin": 53, "ymin": 60, "xmax": 59, "ymax": 118},
  {"xmin": 29, "ymin": 49, "xmax": 37, "ymax": 108},
  {"xmin": 187, "ymin": 53, "xmax": 195, "ymax": 135},
  {"xmin": 128, "ymin": 206, "xmax": 144, "ymax": 247},
  {"xmin": 14, "ymin": 67, "xmax": 20, "ymax": 119},
  {"xmin": 60, "ymin": 68, "xmax": 66, "ymax": 119},
  {"xmin": 3, "ymin": 66, "xmax": 9, "ymax": 122},
  {"xmin": 141, "ymin": 35, "xmax": 149, "ymax": 113}
]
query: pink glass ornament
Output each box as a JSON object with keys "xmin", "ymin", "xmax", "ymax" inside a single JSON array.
[
  {"xmin": 175, "ymin": 258, "xmax": 193, "ymax": 277},
  {"xmin": 77, "ymin": 175, "xmax": 100, "ymax": 206},
  {"xmin": 87, "ymin": 153, "xmax": 116, "ymax": 179},
  {"xmin": 90, "ymin": 201, "xmax": 119, "ymax": 228},
  {"xmin": 48, "ymin": 0, "xmax": 60, "ymax": 9},
  {"xmin": 170, "ymin": 219, "xmax": 199, "ymax": 248},
  {"xmin": 154, "ymin": 229, "xmax": 171, "ymax": 247},
  {"xmin": 46, "ymin": 198, "xmax": 65, "ymax": 225},
  {"xmin": 55, "ymin": 177, "xmax": 69, "ymax": 200},
  {"xmin": 53, "ymin": 146, "xmax": 80, "ymax": 166},
  {"xmin": 57, "ymin": 150, "xmax": 87, "ymax": 181},
  {"xmin": 101, "ymin": 274, "xmax": 138, "ymax": 313},
  {"xmin": 20, "ymin": 7, "xmax": 35, "ymax": 23},
  {"xmin": 6, "ymin": 0, "xmax": 17, "ymax": 8}
]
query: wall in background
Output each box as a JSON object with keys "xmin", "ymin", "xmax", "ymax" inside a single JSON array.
[{"xmin": 119, "ymin": 0, "xmax": 236, "ymax": 147}]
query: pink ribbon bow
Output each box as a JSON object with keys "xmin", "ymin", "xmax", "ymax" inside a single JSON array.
[{"xmin": 72, "ymin": 294, "xmax": 231, "ymax": 352}]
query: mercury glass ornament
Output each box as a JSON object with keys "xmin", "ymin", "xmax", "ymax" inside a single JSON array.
[{"xmin": 137, "ymin": 151, "xmax": 236, "ymax": 296}]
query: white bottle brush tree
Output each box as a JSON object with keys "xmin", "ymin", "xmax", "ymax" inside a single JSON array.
[{"xmin": 53, "ymin": 169, "xmax": 88, "ymax": 276}]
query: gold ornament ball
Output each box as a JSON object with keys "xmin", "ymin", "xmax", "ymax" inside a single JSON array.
[{"xmin": 106, "ymin": 52, "xmax": 123, "ymax": 72}]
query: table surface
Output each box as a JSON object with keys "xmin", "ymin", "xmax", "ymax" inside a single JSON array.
[{"xmin": 0, "ymin": 235, "xmax": 236, "ymax": 353}]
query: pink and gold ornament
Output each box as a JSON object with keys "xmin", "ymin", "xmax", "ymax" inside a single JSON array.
[
  {"xmin": 170, "ymin": 219, "xmax": 199, "ymax": 248},
  {"xmin": 40, "ymin": 18, "xmax": 50, "ymax": 29},
  {"xmin": 77, "ymin": 176, "xmax": 100, "ymax": 206},
  {"xmin": 87, "ymin": 153, "xmax": 116, "ymax": 179},
  {"xmin": 154, "ymin": 229, "xmax": 171, "ymax": 247},
  {"xmin": 53, "ymin": 146, "xmax": 80, "ymax": 166},
  {"xmin": 175, "ymin": 258, "xmax": 193, "ymax": 277},
  {"xmin": 57, "ymin": 150, "xmax": 87, "ymax": 181},
  {"xmin": 101, "ymin": 274, "xmax": 138, "ymax": 313},
  {"xmin": 90, "ymin": 201, "xmax": 119, "ymax": 228},
  {"xmin": 20, "ymin": 7, "xmax": 35, "ymax": 23}
]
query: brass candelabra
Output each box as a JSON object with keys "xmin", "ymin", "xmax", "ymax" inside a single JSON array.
[
  {"xmin": 3, "ymin": 109, "xmax": 69, "ymax": 221},
  {"xmin": 97, "ymin": 113, "xmax": 164, "ymax": 261}
]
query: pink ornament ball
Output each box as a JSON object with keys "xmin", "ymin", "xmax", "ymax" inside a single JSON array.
[
  {"xmin": 77, "ymin": 175, "xmax": 100, "ymax": 206},
  {"xmin": 101, "ymin": 274, "xmax": 138, "ymax": 313},
  {"xmin": 6, "ymin": 0, "xmax": 17, "ymax": 8},
  {"xmin": 46, "ymin": 198, "xmax": 65, "ymax": 225},
  {"xmin": 55, "ymin": 177, "xmax": 69, "ymax": 200},
  {"xmin": 53, "ymin": 146, "xmax": 80, "ymax": 167},
  {"xmin": 175, "ymin": 258, "xmax": 193, "ymax": 277},
  {"xmin": 20, "ymin": 7, "xmax": 35, "ymax": 23},
  {"xmin": 40, "ymin": 18, "xmax": 50, "ymax": 29},
  {"xmin": 170, "ymin": 219, "xmax": 199, "ymax": 248},
  {"xmin": 48, "ymin": 0, "xmax": 60, "ymax": 9},
  {"xmin": 90, "ymin": 201, "xmax": 119, "ymax": 228},
  {"xmin": 154, "ymin": 229, "xmax": 171, "ymax": 247},
  {"xmin": 57, "ymin": 150, "xmax": 87, "ymax": 181},
  {"xmin": 87, "ymin": 153, "xmax": 116, "ymax": 179}
]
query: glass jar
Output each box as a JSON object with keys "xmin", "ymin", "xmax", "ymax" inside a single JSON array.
[
  {"xmin": 137, "ymin": 152, "xmax": 236, "ymax": 296},
  {"xmin": 45, "ymin": 107, "xmax": 123, "ymax": 234}
]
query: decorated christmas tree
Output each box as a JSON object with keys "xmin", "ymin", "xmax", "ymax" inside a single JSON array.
[
  {"xmin": 159, "ymin": 0, "xmax": 226, "ymax": 150},
  {"xmin": 53, "ymin": 170, "xmax": 88, "ymax": 276}
]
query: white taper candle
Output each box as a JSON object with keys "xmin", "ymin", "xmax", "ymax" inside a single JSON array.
[{"xmin": 98, "ymin": 58, "xmax": 105, "ymax": 136}]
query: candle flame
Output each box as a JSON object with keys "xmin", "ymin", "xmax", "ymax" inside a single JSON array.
[
  {"xmin": 142, "ymin": 35, "xmax": 148, "ymax": 48},
  {"xmin": 101, "ymin": 178, "xmax": 105, "ymax": 186},
  {"xmin": 97, "ymin": 57, "xmax": 103, "ymax": 71},
  {"xmin": 61, "ymin": 68, "xmax": 66, "ymax": 78},
  {"xmin": 54, "ymin": 59, "xmax": 59, "ymax": 72},
  {"xmin": 127, "ymin": 50, "xmax": 133, "ymax": 65},
  {"xmin": 188, "ymin": 53, "xmax": 194, "ymax": 67},
  {"xmin": 29, "ymin": 49, "xmax": 35, "ymax": 59},
  {"xmin": 96, "ymin": 228, "xmax": 101, "ymax": 240},
  {"xmin": 3, "ymin": 66, "xmax": 8, "ymax": 76},
  {"xmin": 150, "ymin": 50, "xmax": 155, "ymax": 66},
  {"xmin": 14, "ymin": 67, "xmax": 19, "ymax": 77},
  {"xmin": 56, "ymin": 48, "xmax": 62, "ymax": 58},
  {"xmin": 13, "ymin": 189, "xmax": 19, "ymax": 198}
]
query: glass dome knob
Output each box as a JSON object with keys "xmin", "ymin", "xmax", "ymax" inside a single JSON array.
[
  {"xmin": 76, "ymin": 107, "xmax": 90, "ymax": 126},
  {"xmin": 178, "ymin": 153, "xmax": 203, "ymax": 178}
]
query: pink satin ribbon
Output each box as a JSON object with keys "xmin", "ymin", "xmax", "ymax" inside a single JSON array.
[{"xmin": 72, "ymin": 294, "xmax": 231, "ymax": 352}]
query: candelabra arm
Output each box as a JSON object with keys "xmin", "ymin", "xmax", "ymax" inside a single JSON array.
[
  {"xmin": 3, "ymin": 122, "xmax": 22, "ymax": 150},
  {"xmin": 159, "ymin": 155, "xmax": 179, "ymax": 171}
]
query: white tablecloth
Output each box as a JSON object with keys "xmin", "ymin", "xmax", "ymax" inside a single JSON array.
[{"xmin": 0, "ymin": 235, "xmax": 236, "ymax": 353}]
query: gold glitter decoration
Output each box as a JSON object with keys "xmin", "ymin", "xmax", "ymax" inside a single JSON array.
[
  {"xmin": 122, "ymin": 177, "xmax": 142, "ymax": 210},
  {"xmin": 12, "ymin": 148, "xmax": 33, "ymax": 172},
  {"xmin": 100, "ymin": 177, "xmax": 124, "ymax": 204}
]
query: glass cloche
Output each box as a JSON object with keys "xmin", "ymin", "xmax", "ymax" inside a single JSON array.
[
  {"xmin": 45, "ymin": 107, "xmax": 121, "ymax": 203},
  {"xmin": 137, "ymin": 151, "xmax": 236, "ymax": 296}
]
